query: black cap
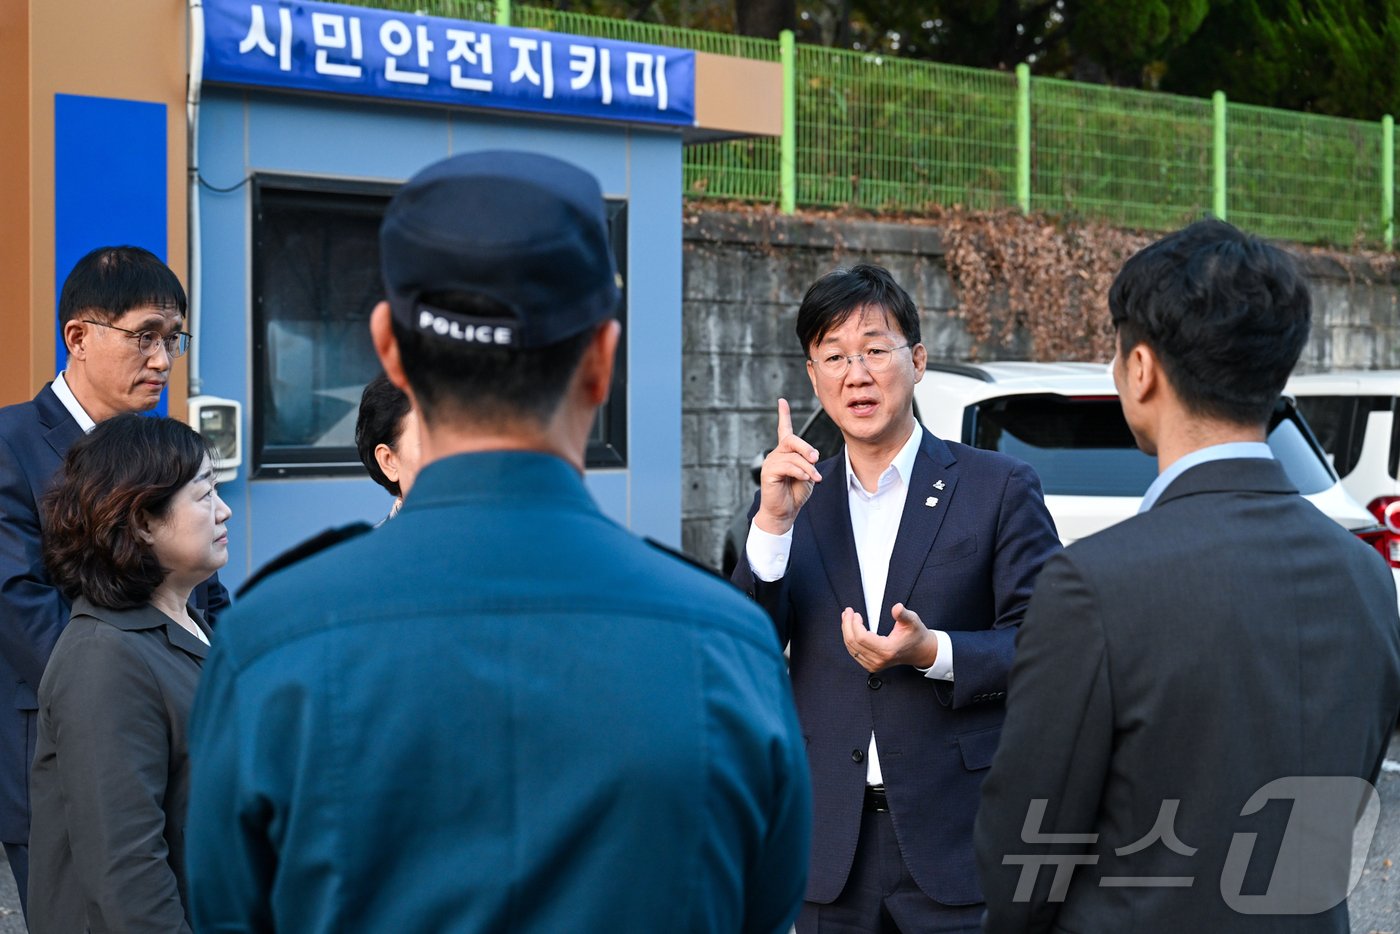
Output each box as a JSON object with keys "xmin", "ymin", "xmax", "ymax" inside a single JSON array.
[{"xmin": 380, "ymin": 151, "xmax": 620, "ymax": 349}]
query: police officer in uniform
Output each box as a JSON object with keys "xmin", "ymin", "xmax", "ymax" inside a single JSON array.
[{"xmin": 184, "ymin": 151, "xmax": 812, "ymax": 933}]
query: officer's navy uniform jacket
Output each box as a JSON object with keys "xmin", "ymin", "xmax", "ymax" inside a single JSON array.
[{"xmin": 186, "ymin": 451, "xmax": 813, "ymax": 933}]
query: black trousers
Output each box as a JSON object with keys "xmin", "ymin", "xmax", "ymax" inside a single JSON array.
[{"xmin": 799, "ymin": 810, "xmax": 982, "ymax": 934}]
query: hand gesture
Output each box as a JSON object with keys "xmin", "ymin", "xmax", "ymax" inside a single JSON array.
[
  {"xmin": 754, "ymin": 398, "xmax": 822, "ymax": 536},
  {"xmin": 841, "ymin": 603, "xmax": 938, "ymax": 673}
]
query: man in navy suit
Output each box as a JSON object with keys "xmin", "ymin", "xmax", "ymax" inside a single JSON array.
[
  {"xmin": 733, "ymin": 264, "xmax": 1061, "ymax": 932},
  {"xmin": 0, "ymin": 245, "xmax": 229, "ymax": 913}
]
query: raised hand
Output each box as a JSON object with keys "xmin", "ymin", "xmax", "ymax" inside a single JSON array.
[
  {"xmin": 754, "ymin": 398, "xmax": 822, "ymax": 536},
  {"xmin": 841, "ymin": 603, "xmax": 938, "ymax": 673}
]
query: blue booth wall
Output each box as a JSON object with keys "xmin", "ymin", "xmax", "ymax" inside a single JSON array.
[{"xmin": 197, "ymin": 88, "xmax": 682, "ymax": 593}]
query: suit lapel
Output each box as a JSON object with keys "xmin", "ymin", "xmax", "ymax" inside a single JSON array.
[
  {"xmin": 164, "ymin": 617, "xmax": 210, "ymax": 661},
  {"xmin": 877, "ymin": 431, "xmax": 958, "ymax": 636},
  {"xmin": 805, "ymin": 452, "xmax": 869, "ymax": 621},
  {"xmin": 35, "ymin": 384, "xmax": 83, "ymax": 461}
]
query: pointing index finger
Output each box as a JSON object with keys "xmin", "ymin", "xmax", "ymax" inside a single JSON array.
[{"xmin": 777, "ymin": 397, "xmax": 793, "ymax": 443}]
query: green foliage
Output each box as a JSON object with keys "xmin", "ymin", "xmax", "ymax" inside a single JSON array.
[
  {"xmin": 1162, "ymin": 0, "xmax": 1400, "ymax": 120},
  {"xmin": 844, "ymin": 0, "xmax": 1209, "ymax": 83},
  {"xmin": 1067, "ymin": 0, "xmax": 1209, "ymax": 82},
  {"xmin": 529, "ymin": 0, "xmax": 1400, "ymax": 120}
]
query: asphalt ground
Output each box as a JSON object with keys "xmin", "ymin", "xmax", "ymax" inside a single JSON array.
[{"xmin": 0, "ymin": 731, "xmax": 1393, "ymax": 932}]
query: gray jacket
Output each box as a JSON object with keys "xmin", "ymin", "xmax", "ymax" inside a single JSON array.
[{"xmin": 28, "ymin": 596, "xmax": 210, "ymax": 934}]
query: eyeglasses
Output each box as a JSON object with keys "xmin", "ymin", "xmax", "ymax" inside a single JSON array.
[
  {"xmin": 811, "ymin": 343, "xmax": 909, "ymax": 378},
  {"xmin": 83, "ymin": 320, "xmax": 191, "ymax": 359}
]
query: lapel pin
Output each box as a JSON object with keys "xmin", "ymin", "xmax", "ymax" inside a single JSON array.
[
  {"xmin": 934, "ymin": 480, "xmax": 946, "ymax": 490},
  {"xmin": 925, "ymin": 496, "xmax": 939, "ymax": 508}
]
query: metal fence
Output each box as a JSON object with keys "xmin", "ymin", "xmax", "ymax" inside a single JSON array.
[
  {"xmin": 342, "ymin": 0, "xmax": 1399, "ymax": 248},
  {"xmin": 793, "ymin": 47, "xmax": 1018, "ymax": 212},
  {"xmin": 1227, "ymin": 103, "xmax": 1386, "ymax": 246},
  {"xmin": 1030, "ymin": 78, "xmax": 1214, "ymax": 232},
  {"xmin": 513, "ymin": 6, "xmax": 786, "ymax": 204}
]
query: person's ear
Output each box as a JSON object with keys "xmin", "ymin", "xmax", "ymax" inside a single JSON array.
[
  {"xmin": 910, "ymin": 342, "xmax": 927, "ymax": 381},
  {"xmin": 374, "ymin": 442, "xmax": 400, "ymax": 485},
  {"xmin": 133, "ymin": 510, "xmax": 157, "ymax": 546},
  {"xmin": 370, "ymin": 302, "xmax": 410, "ymax": 394},
  {"xmin": 577, "ymin": 319, "xmax": 621, "ymax": 406},
  {"xmin": 63, "ymin": 318, "xmax": 90, "ymax": 359},
  {"xmin": 1123, "ymin": 342, "xmax": 1158, "ymax": 404}
]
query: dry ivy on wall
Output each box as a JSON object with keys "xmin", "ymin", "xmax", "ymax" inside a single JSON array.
[
  {"xmin": 934, "ymin": 209, "xmax": 1400, "ymax": 362},
  {"xmin": 940, "ymin": 210, "xmax": 1152, "ymax": 362},
  {"xmin": 686, "ymin": 201, "xmax": 1400, "ymax": 364}
]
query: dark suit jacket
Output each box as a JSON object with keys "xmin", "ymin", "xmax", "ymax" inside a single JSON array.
[
  {"xmin": 733, "ymin": 428, "xmax": 1061, "ymax": 905},
  {"xmin": 0, "ymin": 384, "xmax": 228, "ymax": 843},
  {"xmin": 28, "ymin": 597, "xmax": 210, "ymax": 934},
  {"xmin": 976, "ymin": 458, "xmax": 1400, "ymax": 934}
]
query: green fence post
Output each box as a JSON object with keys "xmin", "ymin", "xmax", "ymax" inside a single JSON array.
[
  {"xmin": 780, "ymin": 29, "xmax": 796, "ymax": 215},
  {"xmin": 1212, "ymin": 90, "xmax": 1227, "ymax": 221},
  {"xmin": 495, "ymin": 0, "xmax": 510, "ymax": 26},
  {"xmin": 1015, "ymin": 64, "xmax": 1031, "ymax": 213},
  {"xmin": 1384, "ymin": 114, "xmax": 1395, "ymax": 251}
]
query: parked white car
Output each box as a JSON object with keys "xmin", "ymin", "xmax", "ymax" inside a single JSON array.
[
  {"xmin": 1286, "ymin": 370, "xmax": 1400, "ymax": 571},
  {"xmin": 725, "ymin": 363, "xmax": 1397, "ymax": 606}
]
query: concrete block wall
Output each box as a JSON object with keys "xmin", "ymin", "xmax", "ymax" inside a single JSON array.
[
  {"xmin": 680, "ymin": 209, "xmax": 1400, "ymax": 571},
  {"xmin": 1294, "ymin": 254, "xmax": 1400, "ymax": 373},
  {"xmin": 680, "ymin": 211, "xmax": 984, "ymax": 570}
]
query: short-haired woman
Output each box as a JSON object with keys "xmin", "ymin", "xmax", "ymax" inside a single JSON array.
[
  {"xmin": 29, "ymin": 414, "xmax": 231, "ymax": 934},
  {"xmin": 354, "ymin": 374, "xmax": 422, "ymax": 523}
]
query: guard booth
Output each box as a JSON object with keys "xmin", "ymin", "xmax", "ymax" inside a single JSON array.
[{"xmin": 2, "ymin": 0, "xmax": 780, "ymax": 591}]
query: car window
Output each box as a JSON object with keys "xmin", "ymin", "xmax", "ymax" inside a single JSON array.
[
  {"xmin": 1391, "ymin": 399, "xmax": 1399, "ymax": 480},
  {"xmin": 798, "ymin": 409, "xmax": 846, "ymax": 463},
  {"xmin": 968, "ymin": 395, "xmax": 1338, "ymax": 499},
  {"xmin": 969, "ymin": 396, "xmax": 1158, "ymax": 496},
  {"xmin": 1293, "ymin": 396, "xmax": 1372, "ymax": 478},
  {"xmin": 1266, "ymin": 408, "xmax": 1336, "ymax": 495}
]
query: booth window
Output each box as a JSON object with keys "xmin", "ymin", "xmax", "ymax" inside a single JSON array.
[{"xmin": 251, "ymin": 176, "xmax": 628, "ymax": 476}]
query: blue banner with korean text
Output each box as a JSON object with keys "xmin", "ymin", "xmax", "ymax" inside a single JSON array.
[{"xmin": 202, "ymin": 0, "xmax": 696, "ymax": 128}]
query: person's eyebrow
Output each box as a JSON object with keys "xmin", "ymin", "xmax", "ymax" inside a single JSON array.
[
  {"xmin": 195, "ymin": 468, "xmax": 215, "ymax": 485},
  {"xmin": 129, "ymin": 314, "xmax": 183, "ymax": 332}
]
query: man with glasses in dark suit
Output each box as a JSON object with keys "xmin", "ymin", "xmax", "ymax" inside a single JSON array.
[
  {"xmin": 0, "ymin": 245, "xmax": 228, "ymax": 914},
  {"xmin": 733, "ymin": 263, "xmax": 1061, "ymax": 932}
]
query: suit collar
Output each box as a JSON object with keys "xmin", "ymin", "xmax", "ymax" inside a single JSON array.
[
  {"xmin": 49, "ymin": 372, "xmax": 97, "ymax": 432},
  {"xmin": 71, "ymin": 595, "xmax": 211, "ymax": 660},
  {"xmin": 805, "ymin": 428, "xmax": 960, "ymax": 634},
  {"xmin": 34, "ymin": 383, "xmax": 84, "ymax": 460},
  {"xmin": 1152, "ymin": 457, "xmax": 1297, "ymax": 509},
  {"xmin": 843, "ymin": 422, "xmax": 924, "ymax": 495},
  {"xmin": 876, "ymin": 429, "xmax": 958, "ymax": 635}
]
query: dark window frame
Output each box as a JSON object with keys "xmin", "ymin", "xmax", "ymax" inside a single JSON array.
[
  {"xmin": 588, "ymin": 200, "xmax": 628, "ymax": 468},
  {"xmin": 250, "ymin": 174, "xmax": 629, "ymax": 477}
]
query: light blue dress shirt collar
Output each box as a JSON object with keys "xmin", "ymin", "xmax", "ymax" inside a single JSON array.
[{"xmin": 1137, "ymin": 441, "xmax": 1273, "ymax": 513}]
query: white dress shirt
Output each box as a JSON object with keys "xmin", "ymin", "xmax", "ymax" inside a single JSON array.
[
  {"xmin": 51, "ymin": 372, "xmax": 97, "ymax": 434},
  {"xmin": 746, "ymin": 422, "xmax": 954, "ymax": 784}
]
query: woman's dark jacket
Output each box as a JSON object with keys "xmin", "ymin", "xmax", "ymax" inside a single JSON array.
[{"xmin": 28, "ymin": 596, "xmax": 210, "ymax": 934}]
